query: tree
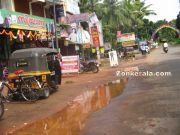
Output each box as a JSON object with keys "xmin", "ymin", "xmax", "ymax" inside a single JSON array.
[{"xmin": 79, "ymin": 0, "xmax": 101, "ymax": 13}]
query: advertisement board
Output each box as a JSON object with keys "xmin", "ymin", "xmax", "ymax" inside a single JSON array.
[
  {"xmin": 61, "ymin": 55, "xmax": 80, "ymax": 74},
  {"xmin": 90, "ymin": 26, "xmax": 100, "ymax": 48}
]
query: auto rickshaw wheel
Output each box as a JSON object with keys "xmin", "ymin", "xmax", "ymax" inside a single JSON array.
[
  {"xmin": 42, "ymin": 86, "xmax": 50, "ymax": 99},
  {"xmin": 91, "ymin": 65, "xmax": 99, "ymax": 73},
  {"xmin": 20, "ymin": 79, "xmax": 39, "ymax": 102},
  {"xmin": 0, "ymin": 100, "xmax": 4, "ymax": 120}
]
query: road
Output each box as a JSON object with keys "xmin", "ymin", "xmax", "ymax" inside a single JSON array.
[{"xmin": 80, "ymin": 46, "xmax": 180, "ymax": 135}]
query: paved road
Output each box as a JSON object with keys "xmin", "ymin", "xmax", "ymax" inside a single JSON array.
[{"xmin": 80, "ymin": 46, "xmax": 180, "ymax": 135}]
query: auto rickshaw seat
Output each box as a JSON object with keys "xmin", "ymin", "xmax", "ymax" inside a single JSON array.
[{"xmin": 14, "ymin": 70, "xmax": 24, "ymax": 75}]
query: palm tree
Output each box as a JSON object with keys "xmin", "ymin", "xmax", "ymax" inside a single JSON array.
[
  {"xmin": 79, "ymin": 0, "xmax": 101, "ymax": 13},
  {"xmin": 79, "ymin": 0, "xmax": 156, "ymax": 43}
]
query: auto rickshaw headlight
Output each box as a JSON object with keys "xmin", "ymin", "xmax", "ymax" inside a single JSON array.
[{"xmin": 10, "ymin": 83, "xmax": 14, "ymax": 89}]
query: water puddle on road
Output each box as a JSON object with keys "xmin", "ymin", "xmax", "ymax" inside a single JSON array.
[{"xmin": 8, "ymin": 78, "xmax": 128, "ymax": 135}]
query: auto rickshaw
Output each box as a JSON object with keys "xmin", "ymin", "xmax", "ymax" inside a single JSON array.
[{"xmin": 8, "ymin": 48, "xmax": 61, "ymax": 99}]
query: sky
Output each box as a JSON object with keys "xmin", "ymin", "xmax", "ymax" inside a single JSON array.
[{"xmin": 145, "ymin": 0, "xmax": 180, "ymax": 22}]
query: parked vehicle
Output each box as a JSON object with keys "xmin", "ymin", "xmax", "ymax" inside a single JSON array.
[
  {"xmin": 8, "ymin": 48, "xmax": 61, "ymax": 99},
  {"xmin": 0, "ymin": 70, "xmax": 39, "ymax": 102},
  {"xmin": 79, "ymin": 60, "xmax": 99, "ymax": 73}
]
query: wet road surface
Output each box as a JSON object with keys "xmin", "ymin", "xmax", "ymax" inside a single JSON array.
[
  {"xmin": 7, "ymin": 78, "xmax": 128, "ymax": 135},
  {"xmin": 80, "ymin": 46, "xmax": 180, "ymax": 135},
  {"xmin": 0, "ymin": 61, "xmax": 119, "ymax": 134}
]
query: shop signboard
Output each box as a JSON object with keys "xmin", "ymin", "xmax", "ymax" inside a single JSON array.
[
  {"xmin": 61, "ymin": 55, "xmax": 80, "ymax": 74},
  {"xmin": 90, "ymin": 25, "xmax": 100, "ymax": 48},
  {"xmin": 117, "ymin": 32, "xmax": 136, "ymax": 47},
  {"xmin": 117, "ymin": 32, "xmax": 135, "ymax": 42},
  {"xmin": 66, "ymin": 13, "xmax": 89, "ymax": 24},
  {"xmin": 0, "ymin": 9, "xmax": 54, "ymax": 32}
]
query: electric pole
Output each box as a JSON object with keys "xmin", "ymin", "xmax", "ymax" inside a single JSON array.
[{"xmin": 53, "ymin": 0, "xmax": 59, "ymax": 50}]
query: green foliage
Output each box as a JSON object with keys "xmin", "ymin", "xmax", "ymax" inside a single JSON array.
[{"xmin": 170, "ymin": 38, "xmax": 180, "ymax": 45}]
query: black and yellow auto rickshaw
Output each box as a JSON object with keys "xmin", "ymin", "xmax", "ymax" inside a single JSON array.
[{"xmin": 8, "ymin": 48, "xmax": 61, "ymax": 99}]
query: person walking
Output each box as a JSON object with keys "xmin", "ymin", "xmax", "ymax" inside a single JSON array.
[
  {"xmin": 54, "ymin": 56, "xmax": 62, "ymax": 85},
  {"xmin": 2, "ymin": 66, "xmax": 8, "ymax": 81}
]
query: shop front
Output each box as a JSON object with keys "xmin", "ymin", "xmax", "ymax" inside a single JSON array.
[{"xmin": 0, "ymin": 9, "xmax": 54, "ymax": 63}]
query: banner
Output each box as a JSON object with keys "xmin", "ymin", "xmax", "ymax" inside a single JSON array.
[
  {"xmin": 61, "ymin": 55, "xmax": 80, "ymax": 74},
  {"xmin": 90, "ymin": 26, "xmax": 100, "ymax": 48},
  {"xmin": 0, "ymin": 9, "xmax": 54, "ymax": 32}
]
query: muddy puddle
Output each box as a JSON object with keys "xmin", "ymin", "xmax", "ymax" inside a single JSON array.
[{"xmin": 8, "ymin": 78, "xmax": 128, "ymax": 135}]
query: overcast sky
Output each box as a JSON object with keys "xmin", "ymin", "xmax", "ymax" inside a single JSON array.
[{"xmin": 145, "ymin": 0, "xmax": 180, "ymax": 22}]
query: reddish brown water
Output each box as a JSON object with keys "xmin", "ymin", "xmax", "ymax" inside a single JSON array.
[{"xmin": 8, "ymin": 78, "xmax": 128, "ymax": 135}]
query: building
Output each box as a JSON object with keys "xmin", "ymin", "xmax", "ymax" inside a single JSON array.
[
  {"xmin": 0, "ymin": 0, "xmax": 103, "ymax": 63},
  {"xmin": 0, "ymin": 0, "xmax": 57, "ymax": 63}
]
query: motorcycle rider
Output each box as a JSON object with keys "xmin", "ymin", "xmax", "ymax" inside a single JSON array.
[
  {"xmin": 145, "ymin": 44, "xmax": 150, "ymax": 54},
  {"xmin": 140, "ymin": 44, "xmax": 146, "ymax": 55},
  {"xmin": 163, "ymin": 42, "xmax": 168, "ymax": 53}
]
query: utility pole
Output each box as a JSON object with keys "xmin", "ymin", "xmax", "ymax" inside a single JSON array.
[{"xmin": 53, "ymin": 0, "xmax": 59, "ymax": 50}]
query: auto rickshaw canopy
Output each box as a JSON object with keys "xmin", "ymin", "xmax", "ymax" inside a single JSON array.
[{"xmin": 8, "ymin": 48, "xmax": 58, "ymax": 79}]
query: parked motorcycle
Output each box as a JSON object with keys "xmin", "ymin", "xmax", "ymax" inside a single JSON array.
[
  {"xmin": 163, "ymin": 47, "xmax": 168, "ymax": 53},
  {"xmin": 79, "ymin": 60, "xmax": 99, "ymax": 73}
]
